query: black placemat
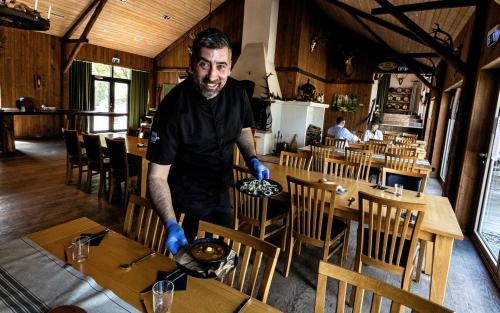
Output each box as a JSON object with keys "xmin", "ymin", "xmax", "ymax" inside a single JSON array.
[
  {"xmin": 140, "ymin": 269, "xmax": 188, "ymax": 293},
  {"xmin": 80, "ymin": 229, "xmax": 109, "ymax": 246}
]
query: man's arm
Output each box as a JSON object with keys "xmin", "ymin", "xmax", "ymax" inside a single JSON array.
[
  {"xmin": 148, "ymin": 163, "xmax": 176, "ymax": 223},
  {"xmin": 236, "ymin": 127, "xmax": 256, "ymax": 159},
  {"xmin": 236, "ymin": 127, "xmax": 269, "ymax": 180},
  {"xmin": 343, "ymin": 128, "xmax": 359, "ymax": 143}
]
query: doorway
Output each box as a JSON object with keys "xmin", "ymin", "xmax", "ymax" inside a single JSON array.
[
  {"xmin": 475, "ymin": 85, "xmax": 500, "ymax": 279},
  {"xmin": 439, "ymin": 88, "xmax": 461, "ymax": 182},
  {"xmin": 91, "ymin": 63, "xmax": 131, "ymax": 132}
]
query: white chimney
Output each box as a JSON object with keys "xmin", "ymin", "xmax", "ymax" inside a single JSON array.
[{"xmin": 231, "ymin": 0, "xmax": 282, "ymax": 99}]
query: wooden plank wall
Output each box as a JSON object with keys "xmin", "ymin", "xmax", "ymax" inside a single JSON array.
[
  {"xmin": 0, "ymin": 27, "xmax": 62, "ymax": 138},
  {"xmin": 62, "ymin": 43, "xmax": 154, "ymax": 111},
  {"xmin": 154, "ymin": 0, "xmax": 244, "ymax": 105}
]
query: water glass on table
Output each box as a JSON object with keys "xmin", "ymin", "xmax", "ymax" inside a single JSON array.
[
  {"xmin": 153, "ymin": 280, "xmax": 174, "ymax": 313},
  {"xmin": 394, "ymin": 184, "xmax": 404, "ymax": 197},
  {"xmin": 66, "ymin": 236, "xmax": 90, "ymax": 263}
]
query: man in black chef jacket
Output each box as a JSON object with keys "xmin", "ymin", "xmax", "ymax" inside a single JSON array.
[{"xmin": 147, "ymin": 28, "xmax": 269, "ymax": 254}]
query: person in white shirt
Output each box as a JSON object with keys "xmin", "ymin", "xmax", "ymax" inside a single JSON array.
[
  {"xmin": 362, "ymin": 121, "xmax": 383, "ymax": 142},
  {"xmin": 327, "ymin": 116, "xmax": 359, "ymax": 143}
]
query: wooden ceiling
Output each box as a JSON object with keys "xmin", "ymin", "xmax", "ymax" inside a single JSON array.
[
  {"xmin": 315, "ymin": 0, "xmax": 475, "ymax": 59},
  {"xmin": 14, "ymin": 0, "xmax": 225, "ymax": 58}
]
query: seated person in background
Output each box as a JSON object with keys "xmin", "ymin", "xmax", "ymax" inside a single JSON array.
[
  {"xmin": 362, "ymin": 121, "xmax": 383, "ymax": 142},
  {"xmin": 327, "ymin": 116, "xmax": 359, "ymax": 143}
]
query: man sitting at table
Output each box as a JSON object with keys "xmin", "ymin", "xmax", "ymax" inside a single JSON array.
[
  {"xmin": 327, "ymin": 116, "xmax": 359, "ymax": 143},
  {"xmin": 146, "ymin": 28, "xmax": 269, "ymax": 255},
  {"xmin": 362, "ymin": 121, "xmax": 383, "ymax": 142}
]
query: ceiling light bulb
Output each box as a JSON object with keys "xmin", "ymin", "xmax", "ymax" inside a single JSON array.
[{"xmin": 162, "ymin": 15, "xmax": 172, "ymax": 21}]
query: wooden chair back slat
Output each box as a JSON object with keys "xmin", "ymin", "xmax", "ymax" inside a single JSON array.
[
  {"xmin": 124, "ymin": 195, "xmax": 170, "ymax": 255},
  {"xmin": 196, "ymin": 221, "xmax": 279, "ymax": 303},
  {"xmin": 314, "ymin": 262, "xmax": 455, "ymax": 313},
  {"xmin": 324, "ymin": 135, "xmax": 335, "ymax": 146},
  {"xmin": 279, "ymin": 151, "xmax": 311, "ymax": 170},
  {"xmin": 355, "ymin": 192, "xmax": 425, "ymax": 288},
  {"xmin": 366, "ymin": 141, "xmax": 388, "ymax": 154},
  {"xmin": 345, "ymin": 148, "xmax": 373, "ymax": 181},
  {"xmin": 395, "ymin": 137, "xmax": 417, "ymax": 144},
  {"xmin": 386, "ymin": 147, "xmax": 417, "ymax": 157},
  {"xmin": 385, "ymin": 152, "xmax": 417, "ymax": 171},
  {"xmin": 288, "ymin": 176, "xmax": 336, "ymax": 244},
  {"xmin": 323, "ymin": 158, "xmax": 358, "ymax": 180},
  {"xmin": 310, "ymin": 145, "xmax": 333, "ymax": 173},
  {"xmin": 334, "ymin": 138, "xmax": 347, "ymax": 149},
  {"xmin": 232, "ymin": 164, "xmax": 268, "ymax": 226}
]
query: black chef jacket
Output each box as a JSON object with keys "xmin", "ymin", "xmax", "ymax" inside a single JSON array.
[{"xmin": 146, "ymin": 76, "xmax": 254, "ymax": 218}]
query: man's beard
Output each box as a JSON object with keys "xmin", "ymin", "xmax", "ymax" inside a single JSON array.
[{"xmin": 195, "ymin": 78, "xmax": 225, "ymax": 99}]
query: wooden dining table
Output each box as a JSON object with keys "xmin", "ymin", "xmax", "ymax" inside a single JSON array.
[
  {"xmin": 264, "ymin": 161, "xmax": 463, "ymax": 305},
  {"xmin": 28, "ymin": 217, "xmax": 281, "ymax": 313}
]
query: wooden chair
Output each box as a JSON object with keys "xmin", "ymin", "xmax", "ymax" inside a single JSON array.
[
  {"xmin": 279, "ymin": 151, "xmax": 311, "ymax": 170},
  {"xmin": 401, "ymin": 132, "xmax": 418, "ymax": 139},
  {"xmin": 385, "ymin": 152, "xmax": 417, "ymax": 171},
  {"xmin": 123, "ymin": 194, "xmax": 168, "ymax": 255},
  {"xmin": 382, "ymin": 167, "xmax": 429, "ymax": 282},
  {"xmin": 345, "ymin": 148, "xmax": 372, "ymax": 181},
  {"xmin": 124, "ymin": 194, "xmax": 185, "ymax": 256},
  {"xmin": 284, "ymin": 175, "xmax": 347, "ymax": 277},
  {"xmin": 82, "ymin": 134, "xmax": 111, "ymax": 197},
  {"xmin": 354, "ymin": 191, "xmax": 425, "ymax": 293},
  {"xmin": 387, "ymin": 146, "xmax": 417, "ymax": 157},
  {"xmin": 62, "ymin": 129, "xmax": 88, "ymax": 187},
  {"xmin": 384, "ymin": 131, "xmax": 399, "ymax": 136},
  {"xmin": 310, "ymin": 145, "xmax": 333, "ymax": 173},
  {"xmin": 197, "ymin": 221, "xmax": 280, "ymax": 303},
  {"xmin": 105, "ymin": 137, "xmax": 138, "ymax": 206},
  {"xmin": 232, "ymin": 165, "xmax": 288, "ymax": 250},
  {"xmin": 314, "ymin": 262, "xmax": 455, "ymax": 313},
  {"xmin": 395, "ymin": 137, "xmax": 417, "ymax": 144},
  {"xmin": 127, "ymin": 127, "xmax": 141, "ymax": 137},
  {"xmin": 383, "ymin": 134, "xmax": 397, "ymax": 142},
  {"xmin": 333, "ymin": 138, "xmax": 347, "ymax": 150},
  {"xmin": 324, "ymin": 135, "xmax": 335, "ymax": 146},
  {"xmin": 366, "ymin": 140, "xmax": 388, "ymax": 154},
  {"xmin": 323, "ymin": 157, "xmax": 357, "ymax": 179}
]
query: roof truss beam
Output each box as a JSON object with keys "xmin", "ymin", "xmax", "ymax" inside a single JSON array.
[
  {"xmin": 324, "ymin": 0, "xmax": 424, "ymax": 45},
  {"xmin": 374, "ymin": 0, "xmax": 467, "ymax": 74},
  {"xmin": 372, "ymin": 0, "xmax": 477, "ymax": 15},
  {"xmin": 63, "ymin": 0, "xmax": 108, "ymax": 73},
  {"xmin": 349, "ymin": 12, "xmax": 435, "ymax": 90}
]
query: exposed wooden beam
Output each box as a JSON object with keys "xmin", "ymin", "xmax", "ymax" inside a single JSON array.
[
  {"xmin": 63, "ymin": 0, "xmax": 100, "ymax": 41},
  {"xmin": 350, "ymin": 13, "xmax": 435, "ymax": 90},
  {"xmin": 156, "ymin": 67, "xmax": 190, "ymax": 73},
  {"xmin": 402, "ymin": 52, "xmax": 439, "ymax": 58},
  {"xmin": 324, "ymin": 0, "xmax": 424, "ymax": 45},
  {"xmin": 374, "ymin": 0, "xmax": 466, "ymax": 74},
  {"xmin": 63, "ymin": 38, "xmax": 89, "ymax": 44},
  {"xmin": 63, "ymin": 0, "xmax": 108, "ymax": 73},
  {"xmin": 372, "ymin": 0, "xmax": 476, "ymax": 15}
]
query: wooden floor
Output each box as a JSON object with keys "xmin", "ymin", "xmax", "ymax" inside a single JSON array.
[{"xmin": 1, "ymin": 139, "xmax": 499, "ymax": 313}]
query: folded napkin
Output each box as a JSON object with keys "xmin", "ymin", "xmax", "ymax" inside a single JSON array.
[
  {"xmin": 80, "ymin": 229, "xmax": 109, "ymax": 246},
  {"xmin": 174, "ymin": 249, "xmax": 237, "ymax": 279},
  {"xmin": 140, "ymin": 269, "xmax": 187, "ymax": 294}
]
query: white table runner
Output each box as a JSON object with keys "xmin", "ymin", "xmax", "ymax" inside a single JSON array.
[{"xmin": 0, "ymin": 238, "xmax": 141, "ymax": 313}]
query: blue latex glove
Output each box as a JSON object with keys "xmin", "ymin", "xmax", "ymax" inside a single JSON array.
[
  {"xmin": 165, "ymin": 220, "xmax": 188, "ymax": 255},
  {"xmin": 248, "ymin": 157, "xmax": 270, "ymax": 181}
]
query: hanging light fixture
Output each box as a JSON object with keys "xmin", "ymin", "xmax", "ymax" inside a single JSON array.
[{"xmin": 0, "ymin": 0, "xmax": 50, "ymax": 31}]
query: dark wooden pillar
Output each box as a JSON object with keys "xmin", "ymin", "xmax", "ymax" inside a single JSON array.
[
  {"xmin": 0, "ymin": 114, "xmax": 16, "ymax": 153},
  {"xmin": 445, "ymin": 1, "xmax": 489, "ymax": 230}
]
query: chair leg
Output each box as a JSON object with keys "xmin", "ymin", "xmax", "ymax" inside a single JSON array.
[
  {"xmin": 281, "ymin": 215, "xmax": 289, "ymax": 252},
  {"xmin": 297, "ymin": 241, "xmax": 302, "ymax": 256},
  {"xmin": 77, "ymin": 164, "xmax": 83, "ymax": 188},
  {"xmin": 65, "ymin": 160, "xmax": 71, "ymax": 185},
  {"xmin": 284, "ymin": 236, "xmax": 295, "ymax": 278},
  {"xmin": 342, "ymin": 221, "xmax": 351, "ymax": 261},
  {"xmin": 98, "ymin": 170, "xmax": 105, "ymax": 197},
  {"xmin": 415, "ymin": 240, "xmax": 426, "ymax": 282},
  {"xmin": 108, "ymin": 176, "xmax": 115, "ymax": 203},
  {"xmin": 86, "ymin": 168, "xmax": 92, "ymax": 192}
]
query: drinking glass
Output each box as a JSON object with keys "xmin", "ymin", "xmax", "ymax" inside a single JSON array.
[
  {"xmin": 152, "ymin": 280, "xmax": 174, "ymax": 313},
  {"xmin": 67, "ymin": 236, "xmax": 90, "ymax": 263},
  {"xmin": 394, "ymin": 184, "xmax": 404, "ymax": 197}
]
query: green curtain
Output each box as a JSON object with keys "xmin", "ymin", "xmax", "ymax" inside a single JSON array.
[
  {"xmin": 161, "ymin": 83, "xmax": 175, "ymax": 102},
  {"xmin": 376, "ymin": 74, "xmax": 390, "ymax": 114},
  {"xmin": 129, "ymin": 70, "xmax": 149, "ymax": 128},
  {"xmin": 69, "ymin": 60, "xmax": 92, "ymax": 111}
]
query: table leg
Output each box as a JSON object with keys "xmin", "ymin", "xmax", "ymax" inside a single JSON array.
[
  {"xmin": 1, "ymin": 115, "xmax": 16, "ymax": 153},
  {"xmin": 429, "ymin": 235, "xmax": 454, "ymax": 304},
  {"xmin": 140, "ymin": 158, "xmax": 149, "ymax": 197},
  {"xmin": 424, "ymin": 241, "xmax": 434, "ymax": 275}
]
